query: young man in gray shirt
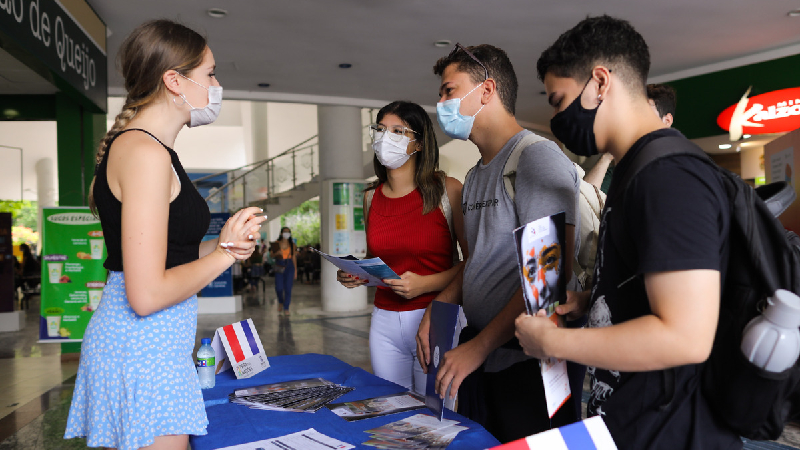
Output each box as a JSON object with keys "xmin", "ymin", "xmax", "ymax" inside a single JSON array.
[{"xmin": 415, "ymin": 43, "xmax": 580, "ymax": 442}]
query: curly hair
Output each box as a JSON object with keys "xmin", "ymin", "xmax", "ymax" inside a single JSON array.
[
  {"xmin": 537, "ymin": 15, "xmax": 650, "ymax": 97},
  {"xmin": 433, "ymin": 44, "xmax": 518, "ymax": 115}
]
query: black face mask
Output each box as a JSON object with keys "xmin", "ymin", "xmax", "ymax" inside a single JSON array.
[{"xmin": 550, "ymin": 77, "xmax": 602, "ymax": 157}]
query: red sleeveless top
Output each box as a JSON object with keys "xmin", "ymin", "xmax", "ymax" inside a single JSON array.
[{"xmin": 367, "ymin": 184, "xmax": 454, "ymax": 311}]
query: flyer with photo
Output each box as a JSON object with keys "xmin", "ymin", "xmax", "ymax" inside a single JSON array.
[
  {"xmin": 327, "ymin": 392, "xmax": 425, "ymax": 421},
  {"xmin": 514, "ymin": 211, "xmax": 571, "ymax": 418},
  {"xmin": 514, "ymin": 211, "xmax": 567, "ymax": 316}
]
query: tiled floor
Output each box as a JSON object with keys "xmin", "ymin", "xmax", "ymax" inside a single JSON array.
[{"xmin": 1, "ymin": 279, "xmax": 799, "ymax": 449}]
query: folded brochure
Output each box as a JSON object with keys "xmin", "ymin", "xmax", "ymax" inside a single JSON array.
[
  {"xmin": 313, "ymin": 248, "xmax": 400, "ymax": 287},
  {"xmin": 513, "ymin": 211, "xmax": 571, "ymax": 418},
  {"xmin": 229, "ymin": 377, "xmax": 354, "ymax": 413},
  {"xmin": 425, "ymin": 301, "xmax": 460, "ymax": 420},
  {"xmin": 327, "ymin": 391, "xmax": 426, "ymax": 421}
]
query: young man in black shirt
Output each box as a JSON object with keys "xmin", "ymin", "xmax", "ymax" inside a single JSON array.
[{"xmin": 515, "ymin": 15, "xmax": 741, "ymax": 450}]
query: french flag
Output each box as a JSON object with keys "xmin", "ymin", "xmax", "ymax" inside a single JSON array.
[
  {"xmin": 492, "ymin": 416, "xmax": 617, "ymax": 450},
  {"xmin": 221, "ymin": 319, "xmax": 264, "ymax": 363}
]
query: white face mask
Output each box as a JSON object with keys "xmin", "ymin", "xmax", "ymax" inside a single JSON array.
[
  {"xmin": 372, "ymin": 134, "xmax": 417, "ymax": 170},
  {"xmin": 177, "ymin": 73, "xmax": 223, "ymax": 127},
  {"xmin": 282, "ymin": 232, "xmax": 291, "ymax": 240}
]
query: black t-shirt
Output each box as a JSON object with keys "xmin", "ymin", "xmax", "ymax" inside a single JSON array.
[{"xmin": 586, "ymin": 128, "xmax": 741, "ymax": 450}]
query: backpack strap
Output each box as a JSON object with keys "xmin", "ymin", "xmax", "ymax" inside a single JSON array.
[
  {"xmin": 502, "ymin": 132, "xmax": 548, "ymax": 201},
  {"xmin": 438, "ymin": 175, "xmax": 461, "ymax": 265},
  {"xmin": 364, "ymin": 188, "xmax": 376, "ymax": 228}
]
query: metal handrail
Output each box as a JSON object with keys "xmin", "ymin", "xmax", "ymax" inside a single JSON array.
[{"xmin": 197, "ymin": 124, "xmax": 372, "ymax": 209}]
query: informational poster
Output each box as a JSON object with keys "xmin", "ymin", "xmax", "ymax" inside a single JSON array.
[
  {"xmin": 40, "ymin": 208, "xmax": 107, "ymax": 342},
  {"xmin": 327, "ymin": 181, "xmax": 368, "ymax": 257},
  {"xmin": 201, "ymin": 213, "xmax": 233, "ymax": 297},
  {"xmin": 770, "ymin": 147, "xmax": 795, "ymax": 188}
]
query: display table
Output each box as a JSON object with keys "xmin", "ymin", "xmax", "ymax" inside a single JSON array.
[{"xmin": 190, "ymin": 353, "xmax": 501, "ymax": 450}]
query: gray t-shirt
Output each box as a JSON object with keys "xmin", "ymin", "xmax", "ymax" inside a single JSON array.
[{"xmin": 462, "ymin": 130, "xmax": 580, "ymax": 372}]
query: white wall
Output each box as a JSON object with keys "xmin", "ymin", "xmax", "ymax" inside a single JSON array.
[
  {"xmin": 741, "ymin": 146, "xmax": 766, "ymax": 181},
  {"xmin": 266, "ymin": 103, "xmax": 318, "ymax": 157},
  {"xmin": 439, "ymin": 139, "xmax": 481, "ymax": 184},
  {"xmin": 0, "ymin": 121, "xmax": 58, "ymax": 202}
]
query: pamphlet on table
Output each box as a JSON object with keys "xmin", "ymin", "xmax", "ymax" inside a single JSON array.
[
  {"xmin": 327, "ymin": 391, "xmax": 426, "ymax": 421},
  {"xmin": 230, "ymin": 377, "xmax": 353, "ymax": 413},
  {"xmin": 313, "ymin": 248, "xmax": 400, "ymax": 287},
  {"xmin": 425, "ymin": 300, "xmax": 460, "ymax": 420},
  {"xmin": 513, "ymin": 211, "xmax": 571, "ymax": 418},
  {"xmin": 363, "ymin": 414, "xmax": 467, "ymax": 449},
  {"xmin": 215, "ymin": 428, "xmax": 354, "ymax": 450}
]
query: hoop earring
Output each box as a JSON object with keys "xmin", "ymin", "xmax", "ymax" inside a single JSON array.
[{"xmin": 173, "ymin": 94, "xmax": 187, "ymax": 107}]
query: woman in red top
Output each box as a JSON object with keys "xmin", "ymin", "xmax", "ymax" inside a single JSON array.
[{"xmin": 338, "ymin": 101, "xmax": 467, "ymax": 396}]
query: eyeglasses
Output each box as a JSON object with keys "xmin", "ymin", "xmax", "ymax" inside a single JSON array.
[
  {"xmin": 369, "ymin": 124, "xmax": 419, "ymax": 142},
  {"xmin": 448, "ymin": 43, "xmax": 489, "ymax": 81}
]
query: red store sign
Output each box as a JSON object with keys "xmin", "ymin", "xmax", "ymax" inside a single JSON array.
[{"xmin": 718, "ymin": 87, "xmax": 800, "ymax": 135}]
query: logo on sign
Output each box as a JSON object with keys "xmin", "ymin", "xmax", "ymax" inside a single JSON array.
[{"xmin": 718, "ymin": 87, "xmax": 800, "ymax": 140}]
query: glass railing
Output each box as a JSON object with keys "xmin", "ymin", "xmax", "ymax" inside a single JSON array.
[{"xmin": 195, "ymin": 125, "xmax": 372, "ymax": 212}]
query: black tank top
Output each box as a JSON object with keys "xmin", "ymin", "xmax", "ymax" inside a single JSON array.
[{"xmin": 93, "ymin": 129, "xmax": 211, "ymax": 271}]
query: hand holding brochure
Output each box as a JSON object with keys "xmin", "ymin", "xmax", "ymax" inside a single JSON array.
[
  {"xmin": 425, "ymin": 301, "xmax": 460, "ymax": 420},
  {"xmin": 514, "ymin": 211, "xmax": 571, "ymax": 419},
  {"xmin": 313, "ymin": 248, "xmax": 400, "ymax": 287}
]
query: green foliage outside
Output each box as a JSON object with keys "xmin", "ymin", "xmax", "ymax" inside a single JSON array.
[
  {"xmin": 281, "ymin": 199, "xmax": 320, "ymax": 247},
  {"xmin": 0, "ymin": 200, "xmax": 40, "ymax": 246}
]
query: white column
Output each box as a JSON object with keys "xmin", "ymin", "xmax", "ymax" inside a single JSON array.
[
  {"xmin": 36, "ymin": 158, "xmax": 56, "ymax": 254},
  {"xmin": 318, "ymin": 106, "xmax": 367, "ymax": 312}
]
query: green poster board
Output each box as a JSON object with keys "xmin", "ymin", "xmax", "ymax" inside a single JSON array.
[
  {"xmin": 353, "ymin": 207, "xmax": 365, "ymax": 232},
  {"xmin": 333, "ymin": 182, "xmax": 351, "ymax": 206},
  {"xmin": 40, "ymin": 208, "xmax": 107, "ymax": 342}
]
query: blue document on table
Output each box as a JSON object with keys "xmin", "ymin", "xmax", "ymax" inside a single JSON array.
[{"xmin": 425, "ymin": 300, "xmax": 460, "ymax": 420}]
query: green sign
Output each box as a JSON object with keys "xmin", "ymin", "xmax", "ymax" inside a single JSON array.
[
  {"xmin": 0, "ymin": 0, "xmax": 108, "ymax": 112},
  {"xmin": 40, "ymin": 207, "xmax": 107, "ymax": 341},
  {"xmin": 333, "ymin": 182, "xmax": 350, "ymax": 206},
  {"xmin": 353, "ymin": 207, "xmax": 365, "ymax": 232}
]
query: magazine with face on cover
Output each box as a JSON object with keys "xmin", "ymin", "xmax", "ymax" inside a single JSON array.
[{"xmin": 514, "ymin": 211, "xmax": 572, "ymax": 418}]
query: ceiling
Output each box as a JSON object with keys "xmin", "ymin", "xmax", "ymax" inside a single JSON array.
[{"xmin": 4, "ymin": 0, "xmax": 800, "ymax": 152}]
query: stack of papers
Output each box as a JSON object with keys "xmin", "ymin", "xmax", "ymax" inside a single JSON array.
[
  {"xmin": 327, "ymin": 392, "xmax": 426, "ymax": 421},
  {"xmin": 229, "ymin": 378, "xmax": 354, "ymax": 413},
  {"xmin": 216, "ymin": 428, "xmax": 354, "ymax": 450},
  {"xmin": 362, "ymin": 414, "xmax": 467, "ymax": 449}
]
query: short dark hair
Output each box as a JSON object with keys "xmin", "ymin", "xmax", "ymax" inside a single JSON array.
[
  {"xmin": 537, "ymin": 15, "xmax": 650, "ymax": 97},
  {"xmin": 647, "ymin": 83, "xmax": 677, "ymax": 118},
  {"xmin": 433, "ymin": 44, "xmax": 518, "ymax": 115}
]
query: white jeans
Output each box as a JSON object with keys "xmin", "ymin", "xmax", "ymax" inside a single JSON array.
[{"xmin": 370, "ymin": 306, "xmax": 465, "ymax": 409}]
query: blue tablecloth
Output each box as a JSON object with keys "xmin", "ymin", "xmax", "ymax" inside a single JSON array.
[{"xmin": 190, "ymin": 353, "xmax": 501, "ymax": 450}]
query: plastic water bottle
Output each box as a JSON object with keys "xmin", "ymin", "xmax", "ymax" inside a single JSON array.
[
  {"xmin": 196, "ymin": 338, "xmax": 216, "ymax": 389},
  {"xmin": 741, "ymin": 289, "xmax": 800, "ymax": 373}
]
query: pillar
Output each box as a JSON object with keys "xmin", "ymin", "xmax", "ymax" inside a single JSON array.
[
  {"xmin": 35, "ymin": 158, "xmax": 56, "ymax": 250},
  {"xmin": 318, "ymin": 106, "xmax": 367, "ymax": 312}
]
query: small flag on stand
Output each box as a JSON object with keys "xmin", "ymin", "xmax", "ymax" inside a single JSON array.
[{"xmin": 211, "ymin": 318, "xmax": 269, "ymax": 379}]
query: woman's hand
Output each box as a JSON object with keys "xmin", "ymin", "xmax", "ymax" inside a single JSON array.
[
  {"xmin": 337, "ymin": 270, "xmax": 368, "ymax": 288},
  {"xmin": 218, "ymin": 207, "xmax": 267, "ymax": 260},
  {"xmin": 383, "ymin": 271, "xmax": 428, "ymax": 299}
]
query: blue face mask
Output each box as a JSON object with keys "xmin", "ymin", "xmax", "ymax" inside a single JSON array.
[{"xmin": 436, "ymin": 83, "xmax": 485, "ymax": 140}]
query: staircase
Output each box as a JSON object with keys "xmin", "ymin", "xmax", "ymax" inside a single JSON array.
[{"xmin": 194, "ymin": 131, "xmax": 375, "ymax": 219}]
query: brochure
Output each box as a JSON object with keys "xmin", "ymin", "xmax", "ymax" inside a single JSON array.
[
  {"xmin": 365, "ymin": 414, "xmax": 459, "ymax": 440},
  {"xmin": 327, "ymin": 391, "xmax": 426, "ymax": 421},
  {"xmin": 313, "ymin": 248, "xmax": 400, "ymax": 287},
  {"xmin": 363, "ymin": 424, "xmax": 467, "ymax": 449},
  {"xmin": 229, "ymin": 378, "xmax": 354, "ymax": 413},
  {"xmin": 425, "ymin": 301, "xmax": 460, "ymax": 420},
  {"xmin": 513, "ymin": 211, "xmax": 571, "ymax": 418},
  {"xmin": 513, "ymin": 211, "xmax": 567, "ymax": 316},
  {"xmin": 215, "ymin": 428, "xmax": 355, "ymax": 450}
]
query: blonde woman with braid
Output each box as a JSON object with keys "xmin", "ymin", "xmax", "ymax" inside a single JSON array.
[{"xmin": 64, "ymin": 20, "xmax": 266, "ymax": 450}]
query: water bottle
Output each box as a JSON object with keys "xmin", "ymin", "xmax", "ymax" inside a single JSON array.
[
  {"xmin": 741, "ymin": 289, "xmax": 800, "ymax": 373},
  {"xmin": 196, "ymin": 338, "xmax": 216, "ymax": 389}
]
